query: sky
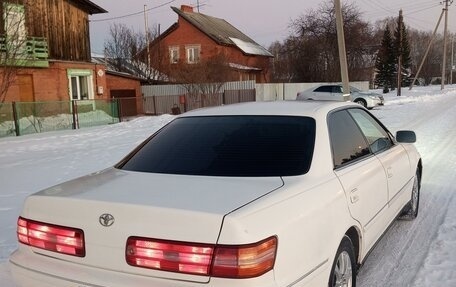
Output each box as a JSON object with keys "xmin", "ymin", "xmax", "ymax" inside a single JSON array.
[
  {"xmin": 88, "ymin": 0, "xmax": 456, "ymax": 55},
  {"xmin": 2, "ymin": 85, "xmax": 456, "ymax": 285}
]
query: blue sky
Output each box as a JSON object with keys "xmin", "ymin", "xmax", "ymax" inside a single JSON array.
[{"xmin": 89, "ymin": 0, "xmax": 452, "ymax": 54}]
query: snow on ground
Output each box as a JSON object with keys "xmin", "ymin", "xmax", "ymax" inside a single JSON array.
[{"xmin": 1, "ymin": 86, "xmax": 456, "ymax": 286}]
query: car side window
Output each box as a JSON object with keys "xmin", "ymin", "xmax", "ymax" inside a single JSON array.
[
  {"xmin": 328, "ymin": 110, "xmax": 371, "ymax": 168},
  {"xmin": 347, "ymin": 109, "xmax": 393, "ymax": 154},
  {"xmin": 332, "ymin": 86, "xmax": 343, "ymax": 93},
  {"xmin": 314, "ymin": 86, "xmax": 332, "ymax": 93}
]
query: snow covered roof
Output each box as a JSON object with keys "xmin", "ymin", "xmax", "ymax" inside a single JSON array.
[
  {"xmin": 229, "ymin": 37, "xmax": 273, "ymax": 57},
  {"xmin": 171, "ymin": 6, "xmax": 273, "ymax": 57},
  {"xmin": 228, "ymin": 62, "xmax": 262, "ymax": 71}
]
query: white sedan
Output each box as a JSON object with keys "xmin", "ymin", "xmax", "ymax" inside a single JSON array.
[
  {"xmin": 297, "ymin": 84, "xmax": 384, "ymax": 109},
  {"xmin": 9, "ymin": 101, "xmax": 421, "ymax": 287}
]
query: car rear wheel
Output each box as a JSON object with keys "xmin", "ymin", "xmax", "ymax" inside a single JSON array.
[
  {"xmin": 399, "ymin": 170, "xmax": 420, "ymax": 220},
  {"xmin": 354, "ymin": 99, "xmax": 367, "ymax": 108},
  {"xmin": 329, "ymin": 236, "xmax": 356, "ymax": 287}
]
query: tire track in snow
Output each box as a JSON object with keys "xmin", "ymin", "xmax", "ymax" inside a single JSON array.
[{"xmin": 358, "ymin": 94, "xmax": 456, "ymax": 286}]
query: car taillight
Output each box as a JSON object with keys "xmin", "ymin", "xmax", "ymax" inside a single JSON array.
[
  {"xmin": 212, "ymin": 236, "xmax": 277, "ymax": 278},
  {"xmin": 126, "ymin": 236, "xmax": 277, "ymax": 278},
  {"xmin": 17, "ymin": 217, "xmax": 85, "ymax": 257}
]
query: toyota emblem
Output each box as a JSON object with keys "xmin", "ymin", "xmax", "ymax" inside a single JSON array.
[{"xmin": 99, "ymin": 213, "xmax": 115, "ymax": 227}]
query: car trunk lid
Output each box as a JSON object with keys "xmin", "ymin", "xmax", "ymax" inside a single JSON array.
[{"xmin": 20, "ymin": 168, "xmax": 283, "ymax": 282}]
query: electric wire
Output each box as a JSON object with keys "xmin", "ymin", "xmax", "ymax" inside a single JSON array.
[{"xmin": 90, "ymin": 0, "xmax": 177, "ymax": 23}]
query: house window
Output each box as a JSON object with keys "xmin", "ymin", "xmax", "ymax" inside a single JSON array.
[
  {"xmin": 3, "ymin": 3, "xmax": 26, "ymax": 52},
  {"xmin": 169, "ymin": 46, "xmax": 179, "ymax": 64},
  {"xmin": 67, "ymin": 69, "xmax": 94, "ymax": 100},
  {"xmin": 186, "ymin": 45, "xmax": 200, "ymax": 64}
]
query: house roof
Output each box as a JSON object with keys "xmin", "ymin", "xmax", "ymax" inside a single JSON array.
[
  {"xmin": 92, "ymin": 55, "xmax": 167, "ymax": 83},
  {"xmin": 171, "ymin": 6, "xmax": 273, "ymax": 57},
  {"xmin": 72, "ymin": 0, "xmax": 107, "ymax": 14}
]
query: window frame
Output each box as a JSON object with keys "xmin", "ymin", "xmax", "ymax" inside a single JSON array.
[
  {"xmin": 185, "ymin": 45, "xmax": 201, "ymax": 64},
  {"xmin": 169, "ymin": 46, "xmax": 179, "ymax": 64},
  {"xmin": 67, "ymin": 69, "xmax": 94, "ymax": 101},
  {"xmin": 347, "ymin": 108, "xmax": 394, "ymax": 155},
  {"xmin": 327, "ymin": 108, "xmax": 372, "ymax": 169}
]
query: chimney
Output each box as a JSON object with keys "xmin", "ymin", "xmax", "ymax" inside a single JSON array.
[{"xmin": 181, "ymin": 5, "xmax": 194, "ymax": 13}]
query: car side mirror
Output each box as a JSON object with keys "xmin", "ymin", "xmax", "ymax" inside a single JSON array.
[{"xmin": 396, "ymin": 130, "xmax": 416, "ymax": 143}]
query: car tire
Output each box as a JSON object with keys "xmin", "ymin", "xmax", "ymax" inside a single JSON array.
[
  {"xmin": 354, "ymin": 99, "xmax": 367, "ymax": 108},
  {"xmin": 328, "ymin": 236, "xmax": 357, "ymax": 287},
  {"xmin": 399, "ymin": 170, "xmax": 420, "ymax": 220}
]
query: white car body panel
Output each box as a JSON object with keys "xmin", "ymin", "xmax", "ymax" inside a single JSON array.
[
  {"xmin": 9, "ymin": 101, "xmax": 421, "ymax": 287},
  {"xmin": 335, "ymin": 155, "xmax": 389, "ymax": 252},
  {"xmin": 15, "ymin": 169, "xmax": 283, "ymax": 283},
  {"xmin": 297, "ymin": 85, "xmax": 384, "ymax": 108}
]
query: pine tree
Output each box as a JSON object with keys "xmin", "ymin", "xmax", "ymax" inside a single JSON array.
[
  {"xmin": 394, "ymin": 16, "xmax": 412, "ymax": 84},
  {"xmin": 375, "ymin": 26, "xmax": 395, "ymax": 92}
]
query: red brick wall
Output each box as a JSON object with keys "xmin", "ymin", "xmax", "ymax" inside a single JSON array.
[
  {"xmin": 1, "ymin": 61, "xmax": 108, "ymax": 102},
  {"xmin": 157, "ymin": 15, "xmax": 271, "ymax": 83},
  {"xmin": 106, "ymin": 73, "xmax": 143, "ymax": 114}
]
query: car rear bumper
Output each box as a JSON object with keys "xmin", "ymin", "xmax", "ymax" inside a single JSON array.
[{"xmin": 9, "ymin": 248, "xmax": 281, "ymax": 287}]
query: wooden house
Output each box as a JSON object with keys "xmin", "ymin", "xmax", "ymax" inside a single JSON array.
[{"xmin": 0, "ymin": 0, "xmax": 142, "ymax": 115}]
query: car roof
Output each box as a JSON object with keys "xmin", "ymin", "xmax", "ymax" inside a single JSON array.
[{"xmin": 180, "ymin": 100, "xmax": 358, "ymax": 118}]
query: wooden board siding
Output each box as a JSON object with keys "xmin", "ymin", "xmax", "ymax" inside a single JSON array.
[{"xmin": 1, "ymin": 0, "xmax": 92, "ymax": 61}]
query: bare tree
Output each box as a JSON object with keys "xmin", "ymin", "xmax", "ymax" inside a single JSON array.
[
  {"xmin": 0, "ymin": 2, "xmax": 28, "ymax": 103},
  {"xmin": 408, "ymin": 29, "xmax": 443, "ymax": 85},
  {"xmin": 269, "ymin": 41, "xmax": 296, "ymax": 83},
  {"xmin": 104, "ymin": 23, "xmax": 161, "ymax": 82},
  {"xmin": 165, "ymin": 53, "xmax": 232, "ymax": 106},
  {"xmin": 288, "ymin": 0, "xmax": 374, "ymax": 82}
]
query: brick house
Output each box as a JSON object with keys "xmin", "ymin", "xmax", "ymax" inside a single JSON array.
[
  {"xmin": 150, "ymin": 5, "xmax": 273, "ymax": 83},
  {"xmin": 0, "ymin": 0, "xmax": 142, "ymax": 115}
]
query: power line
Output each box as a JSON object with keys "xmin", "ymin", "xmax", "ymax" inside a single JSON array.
[
  {"xmin": 405, "ymin": 4, "xmax": 442, "ymax": 16},
  {"xmin": 90, "ymin": 0, "xmax": 177, "ymax": 23}
]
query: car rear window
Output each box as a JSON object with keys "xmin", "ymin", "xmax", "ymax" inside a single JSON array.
[{"xmin": 119, "ymin": 116, "xmax": 316, "ymax": 177}]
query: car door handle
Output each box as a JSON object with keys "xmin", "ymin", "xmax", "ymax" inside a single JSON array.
[
  {"xmin": 350, "ymin": 188, "xmax": 359, "ymax": 204},
  {"xmin": 387, "ymin": 167, "xmax": 393, "ymax": 178}
]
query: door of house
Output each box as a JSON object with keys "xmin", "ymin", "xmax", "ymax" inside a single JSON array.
[
  {"xmin": 18, "ymin": 74, "xmax": 34, "ymax": 102},
  {"xmin": 111, "ymin": 89, "xmax": 137, "ymax": 117}
]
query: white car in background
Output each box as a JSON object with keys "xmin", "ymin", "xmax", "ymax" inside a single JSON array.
[
  {"xmin": 10, "ymin": 101, "xmax": 421, "ymax": 287},
  {"xmin": 297, "ymin": 84, "xmax": 384, "ymax": 109}
]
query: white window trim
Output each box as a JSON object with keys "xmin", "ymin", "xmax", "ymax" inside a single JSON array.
[
  {"xmin": 67, "ymin": 69, "xmax": 94, "ymax": 101},
  {"xmin": 185, "ymin": 45, "xmax": 201, "ymax": 64},
  {"xmin": 169, "ymin": 46, "xmax": 180, "ymax": 64},
  {"xmin": 4, "ymin": 3, "xmax": 27, "ymax": 54}
]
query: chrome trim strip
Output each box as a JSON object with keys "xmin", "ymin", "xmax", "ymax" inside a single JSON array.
[
  {"xmin": 364, "ymin": 203, "xmax": 388, "ymax": 230},
  {"xmin": 287, "ymin": 259, "xmax": 329, "ymax": 286},
  {"xmin": 362, "ymin": 176, "xmax": 414, "ymax": 231},
  {"xmin": 389, "ymin": 176, "xmax": 413, "ymax": 206}
]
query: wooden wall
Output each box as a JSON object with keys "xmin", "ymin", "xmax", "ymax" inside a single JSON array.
[{"xmin": 1, "ymin": 0, "xmax": 92, "ymax": 61}]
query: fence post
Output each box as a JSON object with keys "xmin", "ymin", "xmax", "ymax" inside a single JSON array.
[
  {"xmin": 152, "ymin": 96, "xmax": 157, "ymax": 115},
  {"xmin": 116, "ymin": 98, "xmax": 122, "ymax": 123},
  {"xmin": 183, "ymin": 94, "xmax": 188, "ymax": 112},
  {"xmin": 238, "ymin": 89, "xmax": 241, "ymax": 103},
  {"xmin": 12, "ymin": 102, "xmax": 20, "ymax": 136},
  {"xmin": 222, "ymin": 91, "xmax": 226, "ymax": 105},
  {"xmin": 71, "ymin": 100, "xmax": 79, "ymax": 129}
]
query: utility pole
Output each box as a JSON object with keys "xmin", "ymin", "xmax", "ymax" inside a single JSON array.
[
  {"xmin": 335, "ymin": 0, "xmax": 350, "ymax": 101},
  {"xmin": 397, "ymin": 9, "xmax": 403, "ymax": 96},
  {"xmin": 451, "ymin": 35, "xmax": 454, "ymax": 85},
  {"xmin": 441, "ymin": 0, "xmax": 451, "ymax": 90},
  {"xmin": 410, "ymin": 9, "xmax": 445, "ymax": 90},
  {"xmin": 144, "ymin": 5, "xmax": 151, "ymax": 80}
]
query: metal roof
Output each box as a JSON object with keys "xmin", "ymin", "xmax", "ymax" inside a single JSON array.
[{"xmin": 171, "ymin": 6, "xmax": 273, "ymax": 57}]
